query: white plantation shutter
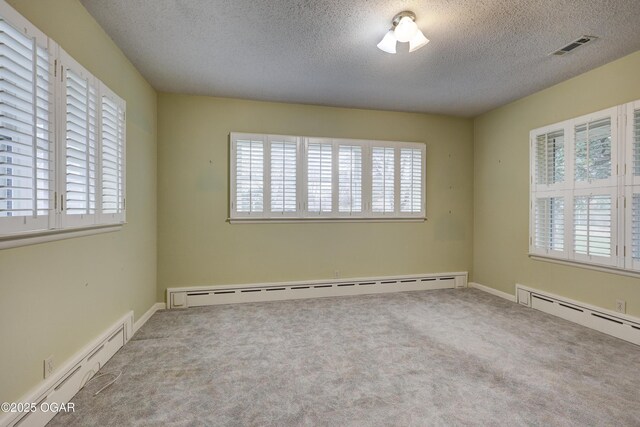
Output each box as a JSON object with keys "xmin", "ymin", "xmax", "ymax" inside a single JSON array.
[
  {"xmin": 230, "ymin": 133, "xmax": 425, "ymax": 221},
  {"xmin": 574, "ymin": 115, "xmax": 615, "ymax": 187},
  {"xmin": 372, "ymin": 147, "xmax": 394, "ymax": 213},
  {"xmin": 400, "ymin": 147, "xmax": 423, "ymax": 214},
  {"xmin": 270, "ymin": 136, "xmax": 297, "ymax": 214},
  {"xmin": 533, "ymin": 196, "xmax": 565, "ymax": 255},
  {"xmin": 631, "ymin": 192, "xmax": 640, "ymax": 266},
  {"xmin": 634, "ymin": 110, "xmax": 640, "ymax": 177},
  {"xmin": 626, "ymin": 105, "xmax": 640, "ymax": 187},
  {"xmin": 534, "ymin": 130, "xmax": 565, "ymax": 188},
  {"xmin": 338, "ymin": 144, "xmax": 362, "ymax": 214},
  {"xmin": 100, "ymin": 88, "xmax": 125, "ymax": 221},
  {"xmin": 0, "ymin": 14, "xmax": 53, "ymax": 234},
  {"xmin": 573, "ymin": 193, "xmax": 615, "ymax": 264},
  {"xmin": 63, "ymin": 62, "xmax": 98, "ymax": 226},
  {"xmin": 233, "ymin": 135, "xmax": 264, "ymax": 215},
  {"xmin": 0, "ymin": 3, "xmax": 128, "ymax": 243},
  {"xmin": 307, "ymin": 140, "xmax": 332, "ymax": 214}
]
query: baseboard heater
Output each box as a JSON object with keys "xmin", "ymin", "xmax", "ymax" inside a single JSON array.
[
  {"xmin": 167, "ymin": 272, "xmax": 468, "ymax": 309},
  {"xmin": 516, "ymin": 284, "xmax": 640, "ymax": 346},
  {"xmin": 2, "ymin": 313, "xmax": 133, "ymax": 427}
]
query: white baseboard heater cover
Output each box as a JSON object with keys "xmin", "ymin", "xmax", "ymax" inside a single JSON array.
[
  {"xmin": 516, "ymin": 284, "xmax": 640, "ymax": 346},
  {"xmin": 167, "ymin": 272, "xmax": 468, "ymax": 309},
  {"xmin": 2, "ymin": 313, "xmax": 133, "ymax": 427}
]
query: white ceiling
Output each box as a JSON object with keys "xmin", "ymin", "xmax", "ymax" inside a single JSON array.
[{"xmin": 80, "ymin": 0, "xmax": 640, "ymax": 117}]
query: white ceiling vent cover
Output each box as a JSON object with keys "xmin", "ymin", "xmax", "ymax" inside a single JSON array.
[{"xmin": 551, "ymin": 36, "xmax": 598, "ymax": 56}]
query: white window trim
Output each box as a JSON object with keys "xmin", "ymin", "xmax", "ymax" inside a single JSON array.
[
  {"xmin": 529, "ymin": 101, "xmax": 640, "ymax": 274},
  {"xmin": 230, "ymin": 132, "xmax": 426, "ymax": 222},
  {"xmin": 0, "ymin": 1, "xmax": 127, "ymax": 249}
]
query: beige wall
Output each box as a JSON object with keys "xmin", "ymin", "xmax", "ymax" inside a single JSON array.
[
  {"xmin": 0, "ymin": 0, "xmax": 157, "ymax": 403},
  {"xmin": 157, "ymin": 94, "xmax": 473, "ymax": 298},
  {"xmin": 473, "ymin": 50, "xmax": 640, "ymax": 316}
]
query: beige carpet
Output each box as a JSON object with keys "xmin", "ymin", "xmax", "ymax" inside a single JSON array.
[{"xmin": 49, "ymin": 288, "xmax": 640, "ymax": 426}]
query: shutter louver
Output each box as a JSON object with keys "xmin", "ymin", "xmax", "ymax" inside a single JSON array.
[
  {"xmin": 65, "ymin": 69, "xmax": 96, "ymax": 217},
  {"xmin": 400, "ymin": 147, "xmax": 422, "ymax": 213},
  {"xmin": 633, "ymin": 193, "xmax": 640, "ymax": 261},
  {"xmin": 307, "ymin": 141, "xmax": 332, "ymax": 213},
  {"xmin": 270, "ymin": 139, "xmax": 296, "ymax": 214},
  {"xmin": 535, "ymin": 130, "xmax": 564, "ymax": 186},
  {"xmin": 634, "ymin": 110, "xmax": 640, "ymax": 177},
  {"xmin": 574, "ymin": 118, "xmax": 611, "ymax": 182},
  {"xmin": 0, "ymin": 16, "xmax": 52, "ymax": 231},
  {"xmin": 235, "ymin": 138, "xmax": 263, "ymax": 214},
  {"xmin": 101, "ymin": 94, "xmax": 125, "ymax": 216},
  {"xmin": 338, "ymin": 144, "xmax": 362, "ymax": 214},
  {"xmin": 372, "ymin": 147, "xmax": 394, "ymax": 213},
  {"xmin": 574, "ymin": 195, "xmax": 612, "ymax": 258},
  {"xmin": 534, "ymin": 197, "xmax": 564, "ymax": 252}
]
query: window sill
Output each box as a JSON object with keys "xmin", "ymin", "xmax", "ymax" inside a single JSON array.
[
  {"xmin": 0, "ymin": 223, "xmax": 124, "ymax": 250},
  {"xmin": 529, "ymin": 254, "xmax": 640, "ymax": 278},
  {"xmin": 228, "ymin": 217, "xmax": 426, "ymax": 224}
]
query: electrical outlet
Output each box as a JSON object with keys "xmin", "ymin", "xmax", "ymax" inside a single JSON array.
[
  {"xmin": 44, "ymin": 355, "xmax": 55, "ymax": 379},
  {"xmin": 615, "ymin": 300, "xmax": 626, "ymax": 314},
  {"xmin": 334, "ymin": 270, "xmax": 340, "ymax": 279}
]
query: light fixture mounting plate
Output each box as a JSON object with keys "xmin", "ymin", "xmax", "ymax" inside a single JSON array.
[{"xmin": 392, "ymin": 11, "xmax": 416, "ymax": 27}]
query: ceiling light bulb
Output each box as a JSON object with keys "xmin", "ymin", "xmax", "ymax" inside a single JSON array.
[
  {"xmin": 409, "ymin": 30, "xmax": 429, "ymax": 52},
  {"xmin": 377, "ymin": 30, "xmax": 397, "ymax": 54},
  {"xmin": 394, "ymin": 16, "xmax": 418, "ymax": 43}
]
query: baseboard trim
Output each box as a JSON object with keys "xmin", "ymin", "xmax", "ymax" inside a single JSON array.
[
  {"xmin": 468, "ymin": 282, "xmax": 517, "ymax": 302},
  {"xmin": 133, "ymin": 303, "xmax": 165, "ymax": 334},
  {"xmin": 1, "ymin": 312, "xmax": 134, "ymax": 427},
  {"xmin": 168, "ymin": 271, "xmax": 469, "ymax": 309},
  {"xmin": 515, "ymin": 284, "xmax": 640, "ymax": 346}
]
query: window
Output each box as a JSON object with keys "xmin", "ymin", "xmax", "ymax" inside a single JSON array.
[
  {"xmin": 307, "ymin": 139, "xmax": 333, "ymax": 215},
  {"xmin": 230, "ymin": 133, "xmax": 425, "ymax": 221},
  {"xmin": 371, "ymin": 147, "xmax": 395, "ymax": 214},
  {"xmin": 529, "ymin": 102, "xmax": 640, "ymax": 273},
  {"xmin": 0, "ymin": 3, "xmax": 126, "ymax": 243},
  {"xmin": 338, "ymin": 144, "xmax": 362, "ymax": 214}
]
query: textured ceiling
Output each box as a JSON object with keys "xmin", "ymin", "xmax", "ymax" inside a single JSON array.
[{"xmin": 80, "ymin": 0, "xmax": 640, "ymax": 117}]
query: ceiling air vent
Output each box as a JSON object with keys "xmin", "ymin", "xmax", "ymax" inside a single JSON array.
[{"xmin": 551, "ymin": 35, "xmax": 598, "ymax": 56}]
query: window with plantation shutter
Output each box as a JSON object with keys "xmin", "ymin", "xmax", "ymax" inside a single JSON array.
[
  {"xmin": 62, "ymin": 59, "xmax": 98, "ymax": 226},
  {"xmin": 400, "ymin": 147, "xmax": 423, "ymax": 214},
  {"xmin": 338, "ymin": 144, "xmax": 362, "ymax": 214},
  {"xmin": 526, "ymin": 104, "xmax": 640, "ymax": 273},
  {"xmin": 0, "ymin": 2, "xmax": 127, "ymax": 247},
  {"xmin": 100, "ymin": 87, "xmax": 125, "ymax": 221},
  {"xmin": 0, "ymin": 13, "xmax": 53, "ymax": 235},
  {"xmin": 629, "ymin": 192, "xmax": 640, "ymax": 268},
  {"xmin": 230, "ymin": 133, "xmax": 425, "ymax": 221},
  {"xmin": 270, "ymin": 136, "xmax": 297, "ymax": 214},
  {"xmin": 534, "ymin": 130, "xmax": 564, "ymax": 188},
  {"xmin": 574, "ymin": 117, "xmax": 613, "ymax": 185},
  {"xmin": 371, "ymin": 146, "xmax": 394, "ymax": 214},
  {"xmin": 233, "ymin": 135, "xmax": 264, "ymax": 215},
  {"xmin": 633, "ymin": 110, "xmax": 640, "ymax": 177},
  {"xmin": 573, "ymin": 194, "xmax": 613, "ymax": 261},
  {"xmin": 307, "ymin": 139, "xmax": 333, "ymax": 214},
  {"xmin": 533, "ymin": 196, "xmax": 565, "ymax": 254}
]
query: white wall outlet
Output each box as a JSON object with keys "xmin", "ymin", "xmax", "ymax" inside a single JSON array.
[
  {"xmin": 44, "ymin": 355, "xmax": 55, "ymax": 379},
  {"xmin": 615, "ymin": 300, "xmax": 626, "ymax": 314},
  {"xmin": 334, "ymin": 270, "xmax": 340, "ymax": 279}
]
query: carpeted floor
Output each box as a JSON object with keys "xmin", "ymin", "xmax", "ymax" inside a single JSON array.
[{"xmin": 49, "ymin": 288, "xmax": 640, "ymax": 426}]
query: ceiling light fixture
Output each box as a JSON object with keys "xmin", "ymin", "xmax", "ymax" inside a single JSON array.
[{"xmin": 377, "ymin": 11, "xmax": 429, "ymax": 54}]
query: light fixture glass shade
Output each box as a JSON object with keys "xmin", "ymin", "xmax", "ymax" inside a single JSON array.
[
  {"xmin": 377, "ymin": 30, "xmax": 397, "ymax": 53},
  {"xmin": 409, "ymin": 30, "xmax": 429, "ymax": 52},
  {"xmin": 394, "ymin": 16, "xmax": 418, "ymax": 42}
]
